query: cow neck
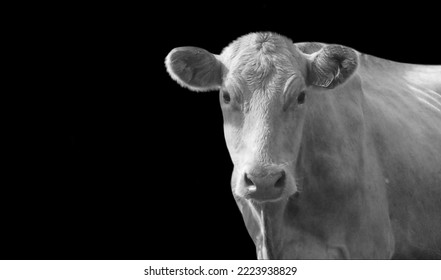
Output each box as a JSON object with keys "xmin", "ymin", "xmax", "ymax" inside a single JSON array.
[{"xmin": 253, "ymin": 199, "xmax": 287, "ymax": 259}]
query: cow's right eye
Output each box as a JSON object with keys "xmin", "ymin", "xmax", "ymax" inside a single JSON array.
[{"xmin": 222, "ymin": 92, "xmax": 231, "ymax": 104}]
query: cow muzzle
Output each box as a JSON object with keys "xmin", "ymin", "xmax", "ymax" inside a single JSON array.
[{"xmin": 238, "ymin": 164, "xmax": 289, "ymax": 202}]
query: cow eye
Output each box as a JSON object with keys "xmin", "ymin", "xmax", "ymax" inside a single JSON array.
[
  {"xmin": 297, "ymin": 91, "xmax": 306, "ymax": 104},
  {"xmin": 222, "ymin": 91, "xmax": 231, "ymax": 104}
]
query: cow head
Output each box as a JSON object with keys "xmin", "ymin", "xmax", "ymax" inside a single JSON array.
[{"xmin": 165, "ymin": 33, "xmax": 358, "ymax": 203}]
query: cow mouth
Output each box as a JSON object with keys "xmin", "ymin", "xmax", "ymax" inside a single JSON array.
[
  {"xmin": 244, "ymin": 189, "xmax": 285, "ymax": 202},
  {"xmin": 243, "ymin": 185, "xmax": 296, "ymax": 203}
]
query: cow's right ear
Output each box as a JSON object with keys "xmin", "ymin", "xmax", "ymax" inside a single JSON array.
[{"xmin": 165, "ymin": 47, "xmax": 223, "ymax": 92}]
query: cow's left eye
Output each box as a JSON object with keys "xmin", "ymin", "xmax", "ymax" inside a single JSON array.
[
  {"xmin": 222, "ymin": 91, "xmax": 231, "ymax": 104},
  {"xmin": 297, "ymin": 91, "xmax": 306, "ymax": 104}
]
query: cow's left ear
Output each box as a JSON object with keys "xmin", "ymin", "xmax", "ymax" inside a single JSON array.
[
  {"xmin": 307, "ymin": 45, "xmax": 358, "ymax": 89},
  {"xmin": 165, "ymin": 47, "xmax": 223, "ymax": 92}
]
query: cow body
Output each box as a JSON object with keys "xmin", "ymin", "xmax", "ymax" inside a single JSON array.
[{"xmin": 165, "ymin": 33, "xmax": 441, "ymax": 259}]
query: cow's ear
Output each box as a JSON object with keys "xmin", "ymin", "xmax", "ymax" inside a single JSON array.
[
  {"xmin": 307, "ymin": 45, "xmax": 358, "ymax": 89},
  {"xmin": 165, "ymin": 47, "xmax": 223, "ymax": 92}
]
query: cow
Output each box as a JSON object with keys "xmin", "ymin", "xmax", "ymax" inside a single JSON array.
[{"xmin": 164, "ymin": 32, "xmax": 441, "ymax": 259}]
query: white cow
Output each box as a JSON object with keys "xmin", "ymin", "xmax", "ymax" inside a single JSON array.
[{"xmin": 165, "ymin": 32, "xmax": 441, "ymax": 259}]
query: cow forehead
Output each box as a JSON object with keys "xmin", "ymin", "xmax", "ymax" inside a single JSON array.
[{"xmin": 220, "ymin": 33, "xmax": 304, "ymax": 94}]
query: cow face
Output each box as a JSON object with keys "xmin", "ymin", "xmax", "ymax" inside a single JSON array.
[{"xmin": 165, "ymin": 33, "xmax": 358, "ymax": 203}]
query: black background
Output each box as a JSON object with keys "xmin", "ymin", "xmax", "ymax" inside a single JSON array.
[{"xmin": 4, "ymin": 3, "xmax": 440, "ymax": 260}]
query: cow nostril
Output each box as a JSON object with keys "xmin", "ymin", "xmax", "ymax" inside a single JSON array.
[
  {"xmin": 274, "ymin": 171, "xmax": 286, "ymax": 188},
  {"xmin": 244, "ymin": 173, "xmax": 254, "ymax": 187}
]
